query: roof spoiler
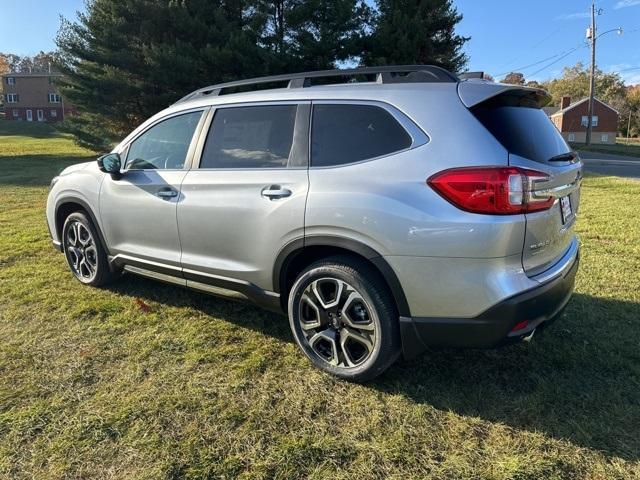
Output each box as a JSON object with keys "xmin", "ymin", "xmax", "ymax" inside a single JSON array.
[{"xmin": 458, "ymin": 82, "xmax": 551, "ymax": 109}]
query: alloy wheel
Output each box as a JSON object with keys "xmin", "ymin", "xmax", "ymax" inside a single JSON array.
[
  {"xmin": 65, "ymin": 221, "xmax": 98, "ymax": 281},
  {"xmin": 297, "ymin": 277, "xmax": 377, "ymax": 368}
]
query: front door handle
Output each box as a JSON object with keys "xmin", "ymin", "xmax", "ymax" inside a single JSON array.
[
  {"xmin": 157, "ymin": 188, "xmax": 178, "ymax": 199},
  {"xmin": 261, "ymin": 185, "xmax": 292, "ymax": 199}
]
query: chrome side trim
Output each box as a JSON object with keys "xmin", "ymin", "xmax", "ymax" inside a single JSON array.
[
  {"xmin": 530, "ymin": 237, "xmax": 579, "ymax": 284},
  {"xmin": 123, "ymin": 265, "xmax": 186, "ymax": 286},
  {"xmin": 186, "ymin": 280, "xmax": 249, "ymax": 300}
]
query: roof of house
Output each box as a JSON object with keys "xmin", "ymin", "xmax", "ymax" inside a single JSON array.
[
  {"xmin": 550, "ymin": 97, "xmax": 619, "ymax": 117},
  {"xmin": 543, "ymin": 106, "xmax": 560, "ymax": 116}
]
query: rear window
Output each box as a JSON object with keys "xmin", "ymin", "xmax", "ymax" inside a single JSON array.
[
  {"xmin": 472, "ymin": 95, "xmax": 570, "ymax": 163},
  {"xmin": 201, "ymin": 105, "xmax": 297, "ymax": 169},
  {"xmin": 311, "ymin": 104, "xmax": 412, "ymax": 167}
]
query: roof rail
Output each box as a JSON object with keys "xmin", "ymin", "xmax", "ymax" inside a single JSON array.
[{"xmin": 174, "ymin": 65, "xmax": 459, "ymax": 104}]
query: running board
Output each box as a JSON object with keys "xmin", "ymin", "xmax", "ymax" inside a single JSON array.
[{"xmin": 115, "ymin": 255, "xmax": 283, "ymax": 314}]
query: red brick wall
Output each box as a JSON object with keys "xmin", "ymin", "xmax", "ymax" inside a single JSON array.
[
  {"xmin": 5, "ymin": 106, "xmax": 68, "ymax": 123},
  {"xmin": 556, "ymin": 100, "xmax": 618, "ymax": 133}
]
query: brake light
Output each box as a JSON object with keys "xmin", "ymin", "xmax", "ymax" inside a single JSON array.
[{"xmin": 427, "ymin": 167, "xmax": 554, "ymax": 215}]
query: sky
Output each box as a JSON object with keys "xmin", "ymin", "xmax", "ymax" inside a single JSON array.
[{"xmin": 1, "ymin": 0, "xmax": 639, "ymax": 84}]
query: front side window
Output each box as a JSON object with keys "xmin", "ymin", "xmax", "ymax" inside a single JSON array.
[
  {"xmin": 6, "ymin": 94, "xmax": 19, "ymax": 103},
  {"xmin": 126, "ymin": 111, "xmax": 203, "ymax": 170},
  {"xmin": 200, "ymin": 105, "xmax": 297, "ymax": 169},
  {"xmin": 51, "ymin": 109, "xmax": 57, "ymax": 117},
  {"xmin": 311, "ymin": 104, "xmax": 412, "ymax": 167},
  {"xmin": 7, "ymin": 77, "xmax": 15, "ymax": 85},
  {"xmin": 12, "ymin": 109, "xmax": 19, "ymax": 117},
  {"xmin": 48, "ymin": 93, "xmax": 61, "ymax": 103}
]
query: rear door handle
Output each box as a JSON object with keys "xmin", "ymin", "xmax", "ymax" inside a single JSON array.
[
  {"xmin": 157, "ymin": 188, "xmax": 178, "ymax": 199},
  {"xmin": 261, "ymin": 185, "xmax": 292, "ymax": 199}
]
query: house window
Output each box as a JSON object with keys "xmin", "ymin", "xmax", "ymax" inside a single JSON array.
[
  {"xmin": 581, "ymin": 115, "xmax": 598, "ymax": 127},
  {"xmin": 12, "ymin": 109, "xmax": 19, "ymax": 118},
  {"xmin": 568, "ymin": 133, "xmax": 575, "ymax": 142},
  {"xmin": 51, "ymin": 109, "xmax": 57, "ymax": 118},
  {"xmin": 48, "ymin": 93, "xmax": 61, "ymax": 103},
  {"xmin": 601, "ymin": 134, "xmax": 608, "ymax": 142},
  {"xmin": 6, "ymin": 93, "xmax": 19, "ymax": 103},
  {"xmin": 6, "ymin": 77, "xmax": 15, "ymax": 85}
]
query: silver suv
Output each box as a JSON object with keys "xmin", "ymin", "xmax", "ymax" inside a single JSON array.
[{"xmin": 46, "ymin": 66, "xmax": 582, "ymax": 381}]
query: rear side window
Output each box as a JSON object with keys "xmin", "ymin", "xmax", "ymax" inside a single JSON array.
[
  {"xmin": 472, "ymin": 95, "xmax": 570, "ymax": 163},
  {"xmin": 311, "ymin": 104, "xmax": 412, "ymax": 167},
  {"xmin": 200, "ymin": 105, "xmax": 297, "ymax": 168}
]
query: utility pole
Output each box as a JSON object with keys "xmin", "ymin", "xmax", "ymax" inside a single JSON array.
[
  {"xmin": 586, "ymin": 0, "xmax": 597, "ymax": 146},
  {"xmin": 629, "ymin": 110, "xmax": 633, "ymax": 140}
]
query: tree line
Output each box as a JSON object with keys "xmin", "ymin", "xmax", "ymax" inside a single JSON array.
[{"xmin": 50, "ymin": 0, "xmax": 468, "ymax": 150}]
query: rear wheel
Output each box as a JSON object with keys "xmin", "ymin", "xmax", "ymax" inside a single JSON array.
[
  {"xmin": 62, "ymin": 212, "xmax": 119, "ymax": 286},
  {"xmin": 288, "ymin": 256, "xmax": 401, "ymax": 382}
]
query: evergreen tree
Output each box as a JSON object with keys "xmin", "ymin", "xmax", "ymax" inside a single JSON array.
[
  {"xmin": 252, "ymin": 0, "xmax": 370, "ymax": 72},
  {"xmin": 363, "ymin": 0, "xmax": 468, "ymax": 73},
  {"xmin": 56, "ymin": 0, "xmax": 268, "ymax": 150}
]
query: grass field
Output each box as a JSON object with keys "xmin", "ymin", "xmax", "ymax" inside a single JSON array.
[
  {"xmin": 1, "ymin": 121, "xmax": 639, "ymax": 479},
  {"xmin": 574, "ymin": 137, "xmax": 640, "ymax": 158}
]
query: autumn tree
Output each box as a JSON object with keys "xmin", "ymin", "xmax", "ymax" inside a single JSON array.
[{"xmin": 501, "ymin": 72, "xmax": 525, "ymax": 85}]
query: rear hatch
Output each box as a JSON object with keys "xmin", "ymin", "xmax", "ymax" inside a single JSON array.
[{"xmin": 461, "ymin": 82, "xmax": 582, "ymax": 276}]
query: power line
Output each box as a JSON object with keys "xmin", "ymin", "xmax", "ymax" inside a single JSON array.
[{"xmin": 528, "ymin": 43, "xmax": 589, "ymax": 77}]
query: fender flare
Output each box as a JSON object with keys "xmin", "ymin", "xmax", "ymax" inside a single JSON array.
[
  {"xmin": 273, "ymin": 235, "xmax": 411, "ymax": 317},
  {"xmin": 54, "ymin": 196, "xmax": 111, "ymax": 256}
]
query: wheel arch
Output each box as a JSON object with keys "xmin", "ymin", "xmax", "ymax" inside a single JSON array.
[
  {"xmin": 274, "ymin": 236, "xmax": 410, "ymax": 317},
  {"xmin": 55, "ymin": 197, "xmax": 110, "ymax": 255}
]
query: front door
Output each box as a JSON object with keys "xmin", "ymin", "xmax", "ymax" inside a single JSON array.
[
  {"xmin": 26, "ymin": 110, "xmax": 32, "ymax": 121},
  {"xmin": 99, "ymin": 109, "xmax": 206, "ymax": 272},
  {"xmin": 37, "ymin": 109, "xmax": 44, "ymax": 121},
  {"xmin": 178, "ymin": 103, "xmax": 310, "ymax": 292}
]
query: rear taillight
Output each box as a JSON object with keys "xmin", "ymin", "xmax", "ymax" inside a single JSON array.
[{"xmin": 427, "ymin": 167, "xmax": 554, "ymax": 215}]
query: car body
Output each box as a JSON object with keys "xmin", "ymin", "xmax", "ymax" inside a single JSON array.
[{"xmin": 47, "ymin": 66, "xmax": 581, "ymax": 380}]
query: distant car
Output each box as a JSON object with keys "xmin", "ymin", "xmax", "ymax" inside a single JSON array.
[{"xmin": 46, "ymin": 66, "xmax": 582, "ymax": 381}]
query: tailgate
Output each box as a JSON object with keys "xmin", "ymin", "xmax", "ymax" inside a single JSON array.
[
  {"xmin": 465, "ymin": 83, "xmax": 583, "ymax": 276},
  {"xmin": 510, "ymin": 153, "xmax": 582, "ymax": 275}
]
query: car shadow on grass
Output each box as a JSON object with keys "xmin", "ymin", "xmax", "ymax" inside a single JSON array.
[{"xmin": 107, "ymin": 275, "xmax": 640, "ymax": 461}]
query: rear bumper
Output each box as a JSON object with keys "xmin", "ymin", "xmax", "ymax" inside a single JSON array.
[{"xmin": 399, "ymin": 249, "xmax": 579, "ymax": 359}]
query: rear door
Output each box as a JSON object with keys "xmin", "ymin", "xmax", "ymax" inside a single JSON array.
[
  {"xmin": 470, "ymin": 90, "xmax": 582, "ymax": 276},
  {"xmin": 177, "ymin": 102, "xmax": 310, "ymax": 291}
]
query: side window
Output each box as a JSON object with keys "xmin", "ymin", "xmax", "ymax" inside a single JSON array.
[
  {"xmin": 200, "ymin": 105, "xmax": 297, "ymax": 169},
  {"xmin": 126, "ymin": 111, "xmax": 203, "ymax": 170},
  {"xmin": 311, "ymin": 104, "xmax": 412, "ymax": 167}
]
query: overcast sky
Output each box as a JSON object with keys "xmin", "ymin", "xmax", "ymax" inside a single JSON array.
[{"xmin": 1, "ymin": 0, "xmax": 639, "ymax": 84}]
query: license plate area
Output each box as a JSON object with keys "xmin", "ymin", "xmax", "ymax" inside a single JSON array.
[{"xmin": 560, "ymin": 196, "xmax": 573, "ymax": 224}]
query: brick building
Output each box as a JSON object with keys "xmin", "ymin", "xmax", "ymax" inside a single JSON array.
[
  {"xmin": 549, "ymin": 96, "xmax": 618, "ymax": 145},
  {"xmin": 2, "ymin": 72, "xmax": 74, "ymax": 122}
]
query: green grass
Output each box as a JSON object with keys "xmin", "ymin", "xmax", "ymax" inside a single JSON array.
[
  {"xmin": 574, "ymin": 138, "xmax": 640, "ymax": 159},
  {"xmin": 1, "ymin": 120, "xmax": 640, "ymax": 479}
]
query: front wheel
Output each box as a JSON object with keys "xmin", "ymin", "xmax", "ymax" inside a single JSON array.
[
  {"xmin": 287, "ymin": 256, "xmax": 401, "ymax": 382},
  {"xmin": 62, "ymin": 212, "xmax": 119, "ymax": 286}
]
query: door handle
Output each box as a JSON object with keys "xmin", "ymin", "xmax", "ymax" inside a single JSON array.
[
  {"xmin": 157, "ymin": 188, "xmax": 178, "ymax": 198},
  {"xmin": 261, "ymin": 185, "xmax": 292, "ymax": 199}
]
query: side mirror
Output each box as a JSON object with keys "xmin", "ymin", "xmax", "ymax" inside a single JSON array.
[{"xmin": 97, "ymin": 153, "xmax": 122, "ymax": 176}]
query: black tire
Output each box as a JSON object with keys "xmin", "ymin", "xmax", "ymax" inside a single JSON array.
[
  {"xmin": 287, "ymin": 255, "xmax": 401, "ymax": 382},
  {"xmin": 62, "ymin": 211, "xmax": 119, "ymax": 287}
]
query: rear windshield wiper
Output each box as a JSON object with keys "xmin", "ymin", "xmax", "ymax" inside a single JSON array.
[{"xmin": 548, "ymin": 151, "xmax": 578, "ymax": 163}]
